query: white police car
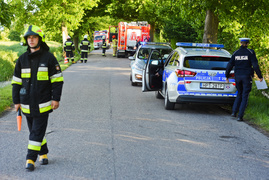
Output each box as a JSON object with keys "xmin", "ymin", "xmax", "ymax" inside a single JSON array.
[
  {"xmin": 129, "ymin": 42, "xmax": 172, "ymax": 86},
  {"xmin": 142, "ymin": 42, "xmax": 237, "ymax": 110}
]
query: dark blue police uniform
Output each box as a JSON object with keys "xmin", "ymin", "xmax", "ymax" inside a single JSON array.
[{"xmin": 226, "ymin": 38, "xmax": 263, "ymax": 121}]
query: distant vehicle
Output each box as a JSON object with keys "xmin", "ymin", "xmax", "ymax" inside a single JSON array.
[
  {"xmin": 109, "ymin": 21, "xmax": 151, "ymax": 58},
  {"xmin": 93, "ymin": 30, "xmax": 110, "ymax": 50},
  {"xmin": 142, "ymin": 42, "xmax": 237, "ymax": 110},
  {"xmin": 129, "ymin": 42, "xmax": 172, "ymax": 86}
]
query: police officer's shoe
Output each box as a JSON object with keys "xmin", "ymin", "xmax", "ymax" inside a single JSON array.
[
  {"xmin": 39, "ymin": 154, "xmax": 48, "ymax": 165},
  {"xmin": 26, "ymin": 159, "xmax": 35, "ymax": 171},
  {"xmin": 237, "ymin": 117, "xmax": 244, "ymax": 121},
  {"xmin": 231, "ymin": 113, "xmax": 236, "ymax": 117}
]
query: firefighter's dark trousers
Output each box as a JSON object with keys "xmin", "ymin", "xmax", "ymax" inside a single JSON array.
[
  {"xmin": 26, "ymin": 114, "xmax": 49, "ymax": 161},
  {"xmin": 66, "ymin": 51, "xmax": 74, "ymax": 62},
  {"xmin": 102, "ymin": 48, "xmax": 106, "ymax": 56},
  {"xmin": 81, "ymin": 52, "xmax": 88, "ymax": 63}
]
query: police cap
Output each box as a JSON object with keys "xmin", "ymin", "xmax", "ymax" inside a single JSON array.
[{"xmin": 239, "ymin": 38, "xmax": 250, "ymax": 42}]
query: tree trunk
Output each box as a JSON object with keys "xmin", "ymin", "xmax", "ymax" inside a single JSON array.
[
  {"xmin": 62, "ymin": 23, "xmax": 68, "ymax": 48},
  {"xmin": 150, "ymin": 22, "xmax": 155, "ymax": 42},
  {"xmin": 73, "ymin": 33, "xmax": 79, "ymax": 52},
  {"xmin": 202, "ymin": 10, "xmax": 219, "ymax": 43}
]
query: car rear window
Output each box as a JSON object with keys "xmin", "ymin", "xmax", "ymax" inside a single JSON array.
[
  {"xmin": 184, "ymin": 56, "xmax": 230, "ymax": 70},
  {"xmin": 138, "ymin": 48, "xmax": 172, "ymax": 60}
]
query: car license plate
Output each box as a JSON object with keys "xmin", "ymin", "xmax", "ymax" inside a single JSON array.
[{"xmin": 200, "ymin": 82, "xmax": 224, "ymax": 90}]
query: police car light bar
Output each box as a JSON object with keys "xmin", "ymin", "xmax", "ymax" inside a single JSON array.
[
  {"xmin": 176, "ymin": 42, "xmax": 224, "ymax": 48},
  {"xmin": 141, "ymin": 42, "xmax": 170, "ymax": 45}
]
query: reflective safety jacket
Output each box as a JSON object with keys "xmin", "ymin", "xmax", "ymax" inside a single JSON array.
[
  {"xmin": 102, "ymin": 40, "xmax": 107, "ymax": 49},
  {"xmin": 79, "ymin": 38, "xmax": 91, "ymax": 52},
  {"xmin": 64, "ymin": 39, "xmax": 75, "ymax": 52},
  {"xmin": 112, "ymin": 39, "xmax": 117, "ymax": 48},
  {"xmin": 12, "ymin": 48, "xmax": 64, "ymax": 117}
]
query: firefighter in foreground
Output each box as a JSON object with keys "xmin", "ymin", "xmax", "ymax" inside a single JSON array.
[
  {"xmin": 102, "ymin": 35, "xmax": 107, "ymax": 56},
  {"xmin": 12, "ymin": 25, "xmax": 64, "ymax": 171},
  {"xmin": 79, "ymin": 35, "xmax": 91, "ymax": 63},
  {"xmin": 64, "ymin": 36, "xmax": 75, "ymax": 63},
  {"xmin": 112, "ymin": 35, "xmax": 117, "ymax": 57},
  {"xmin": 226, "ymin": 38, "xmax": 263, "ymax": 121}
]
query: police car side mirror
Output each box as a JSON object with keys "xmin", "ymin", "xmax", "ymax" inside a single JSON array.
[{"xmin": 129, "ymin": 56, "xmax": 135, "ymax": 61}]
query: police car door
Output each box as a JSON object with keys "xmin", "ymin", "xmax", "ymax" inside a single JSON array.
[{"xmin": 142, "ymin": 50, "xmax": 163, "ymax": 92}]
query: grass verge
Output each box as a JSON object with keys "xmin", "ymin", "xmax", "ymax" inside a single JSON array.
[{"xmin": 0, "ymin": 85, "xmax": 12, "ymax": 114}]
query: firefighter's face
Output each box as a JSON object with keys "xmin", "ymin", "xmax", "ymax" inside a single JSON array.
[{"xmin": 27, "ymin": 35, "xmax": 39, "ymax": 48}]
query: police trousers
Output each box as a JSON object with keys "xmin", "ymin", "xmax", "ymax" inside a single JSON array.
[
  {"xmin": 232, "ymin": 75, "xmax": 252, "ymax": 118},
  {"xmin": 26, "ymin": 114, "xmax": 49, "ymax": 161}
]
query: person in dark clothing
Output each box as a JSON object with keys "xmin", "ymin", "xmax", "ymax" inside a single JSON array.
[
  {"xmin": 102, "ymin": 36, "xmax": 107, "ymax": 56},
  {"xmin": 12, "ymin": 25, "xmax": 64, "ymax": 171},
  {"xmin": 64, "ymin": 36, "xmax": 75, "ymax": 63},
  {"xmin": 226, "ymin": 38, "xmax": 263, "ymax": 121},
  {"xmin": 79, "ymin": 35, "xmax": 91, "ymax": 63}
]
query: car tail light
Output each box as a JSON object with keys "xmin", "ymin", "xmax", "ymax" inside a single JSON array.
[
  {"xmin": 229, "ymin": 73, "xmax": 235, "ymax": 78},
  {"xmin": 175, "ymin": 69, "xmax": 196, "ymax": 77}
]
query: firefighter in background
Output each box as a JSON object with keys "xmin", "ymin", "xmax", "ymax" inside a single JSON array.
[
  {"xmin": 12, "ymin": 25, "xmax": 64, "ymax": 171},
  {"xmin": 102, "ymin": 35, "xmax": 107, "ymax": 56},
  {"xmin": 64, "ymin": 36, "xmax": 75, "ymax": 63},
  {"xmin": 135, "ymin": 36, "xmax": 141, "ymax": 51},
  {"xmin": 112, "ymin": 35, "xmax": 117, "ymax": 57},
  {"xmin": 79, "ymin": 35, "xmax": 91, "ymax": 63}
]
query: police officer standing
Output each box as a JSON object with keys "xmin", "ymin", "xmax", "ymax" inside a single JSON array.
[
  {"xmin": 79, "ymin": 35, "xmax": 91, "ymax": 63},
  {"xmin": 12, "ymin": 25, "xmax": 64, "ymax": 171},
  {"xmin": 102, "ymin": 35, "xmax": 107, "ymax": 56},
  {"xmin": 64, "ymin": 36, "xmax": 75, "ymax": 63},
  {"xmin": 226, "ymin": 38, "xmax": 263, "ymax": 121}
]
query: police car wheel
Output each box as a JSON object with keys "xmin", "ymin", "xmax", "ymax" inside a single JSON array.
[
  {"xmin": 165, "ymin": 90, "xmax": 175, "ymax": 110},
  {"xmin": 155, "ymin": 91, "xmax": 163, "ymax": 99}
]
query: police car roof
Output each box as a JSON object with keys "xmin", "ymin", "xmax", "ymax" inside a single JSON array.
[
  {"xmin": 176, "ymin": 47, "xmax": 231, "ymax": 57},
  {"xmin": 140, "ymin": 43, "xmax": 172, "ymax": 49}
]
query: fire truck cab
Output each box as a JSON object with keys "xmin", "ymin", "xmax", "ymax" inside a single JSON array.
[{"xmin": 115, "ymin": 21, "xmax": 150, "ymax": 58}]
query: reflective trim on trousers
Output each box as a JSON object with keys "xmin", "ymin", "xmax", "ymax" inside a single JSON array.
[{"xmin": 28, "ymin": 140, "xmax": 42, "ymax": 151}]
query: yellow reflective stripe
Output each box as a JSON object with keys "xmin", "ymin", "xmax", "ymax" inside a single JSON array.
[
  {"xmin": 37, "ymin": 67, "xmax": 49, "ymax": 80},
  {"xmin": 39, "ymin": 101, "xmax": 52, "ymax": 113},
  {"xmin": 41, "ymin": 138, "xmax": 47, "ymax": 146},
  {"xmin": 21, "ymin": 104, "xmax": 30, "ymax": 114},
  {"xmin": 66, "ymin": 42, "xmax": 72, "ymax": 46},
  {"xmin": 21, "ymin": 68, "xmax": 31, "ymax": 78},
  {"xmin": 11, "ymin": 76, "xmax": 22, "ymax": 85},
  {"xmin": 82, "ymin": 41, "xmax": 88, "ymax": 45},
  {"xmin": 28, "ymin": 140, "xmax": 41, "ymax": 151},
  {"xmin": 50, "ymin": 73, "xmax": 64, "ymax": 83}
]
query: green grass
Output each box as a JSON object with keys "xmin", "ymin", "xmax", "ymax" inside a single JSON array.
[{"xmin": 0, "ymin": 85, "xmax": 12, "ymax": 114}]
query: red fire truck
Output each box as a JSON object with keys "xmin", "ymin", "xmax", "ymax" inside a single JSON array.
[{"xmin": 109, "ymin": 21, "xmax": 150, "ymax": 58}]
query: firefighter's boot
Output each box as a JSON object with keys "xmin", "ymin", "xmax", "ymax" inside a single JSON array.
[
  {"xmin": 39, "ymin": 154, "xmax": 48, "ymax": 165},
  {"xmin": 26, "ymin": 159, "xmax": 35, "ymax": 171}
]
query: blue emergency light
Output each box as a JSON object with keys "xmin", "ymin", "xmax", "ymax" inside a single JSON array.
[{"xmin": 176, "ymin": 42, "xmax": 224, "ymax": 48}]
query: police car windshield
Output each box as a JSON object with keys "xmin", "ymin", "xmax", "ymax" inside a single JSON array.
[
  {"xmin": 184, "ymin": 56, "xmax": 230, "ymax": 70},
  {"xmin": 138, "ymin": 48, "xmax": 172, "ymax": 60},
  {"xmin": 94, "ymin": 36, "xmax": 103, "ymax": 40}
]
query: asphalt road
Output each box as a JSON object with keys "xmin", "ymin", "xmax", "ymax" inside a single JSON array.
[{"xmin": 1, "ymin": 49, "xmax": 269, "ymax": 180}]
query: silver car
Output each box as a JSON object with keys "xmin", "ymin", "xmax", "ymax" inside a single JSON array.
[
  {"xmin": 129, "ymin": 42, "xmax": 172, "ymax": 86},
  {"xmin": 142, "ymin": 42, "xmax": 237, "ymax": 110}
]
